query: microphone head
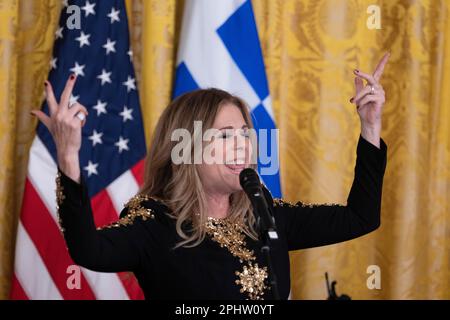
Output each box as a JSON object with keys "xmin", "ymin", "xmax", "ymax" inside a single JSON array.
[{"xmin": 239, "ymin": 168, "xmax": 261, "ymax": 191}]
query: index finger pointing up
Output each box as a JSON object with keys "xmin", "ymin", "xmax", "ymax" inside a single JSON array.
[{"xmin": 373, "ymin": 52, "xmax": 390, "ymax": 82}]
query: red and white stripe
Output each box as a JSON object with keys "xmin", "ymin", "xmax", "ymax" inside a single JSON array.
[{"xmin": 11, "ymin": 136, "xmax": 146, "ymax": 300}]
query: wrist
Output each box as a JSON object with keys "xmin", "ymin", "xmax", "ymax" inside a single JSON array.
[
  {"xmin": 57, "ymin": 153, "xmax": 80, "ymax": 183},
  {"xmin": 360, "ymin": 122, "xmax": 381, "ymax": 148}
]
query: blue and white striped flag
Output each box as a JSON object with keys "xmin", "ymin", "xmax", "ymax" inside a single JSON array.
[{"xmin": 174, "ymin": 0, "xmax": 281, "ymax": 197}]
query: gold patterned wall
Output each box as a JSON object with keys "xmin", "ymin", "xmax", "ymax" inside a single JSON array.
[
  {"xmin": 252, "ymin": 0, "xmax": 450, "ymax": 300},
  {"xmin": 0, "ymin": 0, "xmax": 62, "ymax": 299},
  {"xmin": 0, "ymin": 0, "xmax": 448, "ymax": 299}
]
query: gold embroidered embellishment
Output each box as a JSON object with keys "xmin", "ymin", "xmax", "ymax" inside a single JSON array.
[
  {"xmin": 273, "ymin": 198, "xmax": 344, "ymax": 208},
  {"xmin": 97, "ymin": 194, "xmax": 155, "ymax": 230},
  {"xmin": 235, "ymin": 262, "xmax": 268, "ymax": 300},
  {"xmin": 205, "ymin": 217, "xmax": 268, "ymax": 300},
  {"xmin": 55, "ymin": 171, "xmax": 65, "ymax": 233},
  {"xmin": 205, "ymin": 218, "xmax": 255, "ymax": 262}
]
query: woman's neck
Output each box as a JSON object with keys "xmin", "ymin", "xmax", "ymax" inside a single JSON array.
[{"xmin": 204, "ymin": 191, "xmax": 230, "ymax": 219}]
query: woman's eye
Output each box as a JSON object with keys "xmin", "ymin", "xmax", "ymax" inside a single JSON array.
[{"xmin": 237, "ymin": 129, "xmax": 250, "ymax": 138}]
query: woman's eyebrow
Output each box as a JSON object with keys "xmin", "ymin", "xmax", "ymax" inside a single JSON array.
[{"xmin": 218, "ymin": 125, "xmax": 248, "ymax": 130}]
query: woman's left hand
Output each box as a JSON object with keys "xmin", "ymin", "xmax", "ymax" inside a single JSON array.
[{"xmin": 350, "ymin": 52, "xmax": 390, "ymax": 148}]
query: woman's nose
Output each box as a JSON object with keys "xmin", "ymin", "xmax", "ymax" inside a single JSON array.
[{"xmin": 234, "ymin": 134, "xmax": 246, "ymax": 150}]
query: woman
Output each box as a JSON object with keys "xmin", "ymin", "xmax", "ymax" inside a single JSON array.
[{"xmin": 31, "ymin": 53, "xmax": 389, "ymax": 300}]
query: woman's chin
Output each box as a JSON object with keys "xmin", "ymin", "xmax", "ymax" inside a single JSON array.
[{"xmin": 224, "ymin": 176, "xmax": 242, "ymax": 193}]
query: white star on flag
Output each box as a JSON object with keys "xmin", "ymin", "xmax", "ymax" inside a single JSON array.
[
  {"xmin": 107, "ymin": 7, "xmax": 120, "ymax": 24},
  {"xmin": 70, "ymin": 62, "xmax": 85, "ymax": 77},
  {"xmin": 88, "ymin": 130, "xmax": 103, "ymax": 147},
  {"xmin": 119, "ymin": 106, "xmax": 133, "ymax": 122},
  {"xmin": 69, "ymin": 94, "xmax": 79, "ymax": 106},
  {"xmin": 97, "ymin": 69, "xmax": 112, "ymax": 85},
  {"xmin": 93, "ymin": 100, "xmax": 107, "ymax": 116},
  {"xmin": 50, "ymin": 57, "xmax": 57, "ymax": 69},
  {"xmin": 84, "ymin": 160, "xmax": 99, "ymax": 177},
  {"xmin": 81, "ymin": 1, "xmax": 96, "ymax": 17},
  {"xmin": 103, "ymin": 38, "xmax": 116, "ymax": 55},
  {"xmin": 115, "ymin": 136, "xmax": 129, "ymax": 153},
  {"xmin": 123, "ymin": 76, "xmax": 136, "ymax": 92},
  {"xmin": 55, "ymin": 27, "xmax": 63, "ymax": 39},
  {"xmin": 75, "ymin": 31, "xmax": 91, "ymax": 48}
]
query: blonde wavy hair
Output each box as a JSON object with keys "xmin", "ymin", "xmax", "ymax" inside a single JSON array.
[{"xmin": 139, "ymin": 88, "xmax": 259, "ymax": 248}]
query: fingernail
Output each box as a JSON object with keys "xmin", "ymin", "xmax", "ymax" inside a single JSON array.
[
  {"xmin": 354, "ymin": 69, "xmax": 359, "ymax": 73},
  {"xmin": 44, "ymin": 81, "xmax": 48, "ymax": 87},
  {"xmin": 30, "ymin": 111, "xmax": 34, "ymax": 116},
  {"xmin": 70, "ymin": 74, "xmax": 75, "ymax": 80},
  {"xmin": 350, "ymin": 98, "xmax": 354, "ymax": 103}
]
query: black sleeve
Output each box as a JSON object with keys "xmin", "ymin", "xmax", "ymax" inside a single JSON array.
[
  {"xmin": 56, "ymin": 169, "xmax": 152, "ymax": 272},
  {"xmin": 272, "ymin": 136, "xmax": 387, "ymax": 251}
]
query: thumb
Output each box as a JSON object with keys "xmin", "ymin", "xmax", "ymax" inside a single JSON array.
[{"xmin": 31, "ymin": 110, "xmax": 51, "ymax": 130}]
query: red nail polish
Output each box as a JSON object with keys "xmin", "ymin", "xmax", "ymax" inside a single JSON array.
[
  {"xmin": 44, "ymin": 81, "xmax": 48, "ymax": 87},
  {"xmin": 354, "ymin": 69, "xmax": 359, "ymax": 73},
  {"xmin": 350, "ymin": 98, "xmax": 354, "ymax": 103},
  {"xmin": 70, "ymin": 74, "xmax": 75, "ymax": 80}
]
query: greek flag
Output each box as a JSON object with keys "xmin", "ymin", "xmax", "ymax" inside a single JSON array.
[{"xmin": 174, "ymin": 0, "xmax": 281, "ymax": 197}]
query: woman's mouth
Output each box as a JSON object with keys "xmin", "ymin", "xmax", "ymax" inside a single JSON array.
[{"xmin": 224, "ymin": 164, "xmax": 246, "ymax": 175}]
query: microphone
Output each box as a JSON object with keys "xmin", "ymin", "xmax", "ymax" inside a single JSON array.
[{"xmin": 239, "ymin": 168, "xmax": 278, "ymax": 240}]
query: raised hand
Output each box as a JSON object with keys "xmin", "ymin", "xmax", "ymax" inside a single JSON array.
[
  {"xmin": 31, "ymin": 74, "xmax": 88, "ymax": 182},
  {"xmin": 350, "ymin": 52, "xmax": 390, "ymax": 148}
]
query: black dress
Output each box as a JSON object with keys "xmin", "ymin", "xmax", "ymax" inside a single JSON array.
[{"xmin": 56, "ymin": 136, "xmax": 387, "ymax": 300}]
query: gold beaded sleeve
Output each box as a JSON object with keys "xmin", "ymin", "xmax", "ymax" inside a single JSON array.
[
  {"xmin": 55, "ymin": 169, "xmax": 156, "ymax": 272},
  {"xmin": 96, "ymin": 195, "xmax": 156, "ymax": 230},
  {"xmin": 55, "ymin": 171, "xmax": 66, "ymax": 233},
  {"xmin": 271, "ymin": 136, "xmax": 387, "ymax": 251}
]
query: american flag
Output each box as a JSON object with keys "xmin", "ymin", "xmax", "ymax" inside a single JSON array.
[{"xmin": 11, "ymin": 0, "xmax": 146, "ymax": 299}]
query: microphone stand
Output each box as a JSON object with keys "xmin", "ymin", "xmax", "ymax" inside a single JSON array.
[
  {"xmin": 251, "ymin": 189, "xmax": 280, "ymax": 300},
  {"xmin": 325, "ymin": 272, "xmax": 351, "ymax": 300},
  {"xmin": 240, "ymin": 168, "xmax": 280, "ymax": 299},
  {"xmin": 259, "ymin": 220, "xmax": 280, "ymax": 300}
]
